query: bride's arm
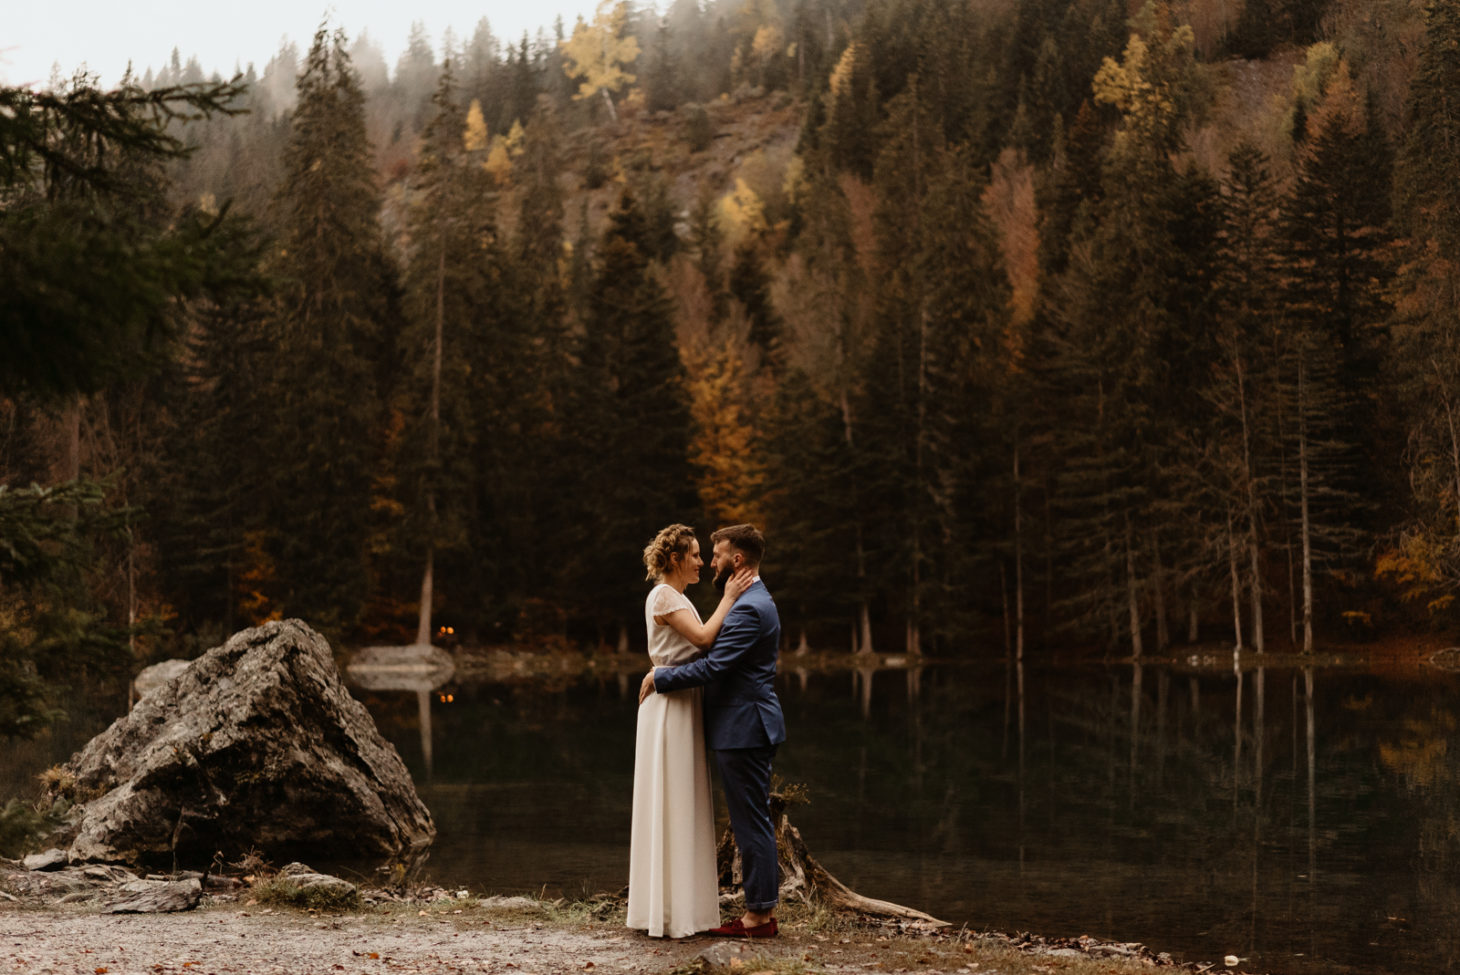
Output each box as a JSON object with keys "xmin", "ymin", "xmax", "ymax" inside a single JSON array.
[{"xmin": 657, "ymin": 568, "xmax": 755, "ymax": 649}]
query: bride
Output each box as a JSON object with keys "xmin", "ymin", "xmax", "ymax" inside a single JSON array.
[{"xmin": 627, "ymin": 523, "xmax": 752, "ymax": 938}]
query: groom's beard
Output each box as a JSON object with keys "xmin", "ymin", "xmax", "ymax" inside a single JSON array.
[{"xmin": 713, "ymin": 561, "xmax": 733, "ymax": 593}]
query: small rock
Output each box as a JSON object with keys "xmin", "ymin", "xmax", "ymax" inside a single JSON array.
[
  {"xmin": 22, "ymin": 849, "xmax": 67, "ymax": 871},
  {"xmin": 478, "ymin": 895, "xmax": 542, "ymax": 910},
  {"xmin": 700, "ymin": 943, "xmax": 754, "ymax": 968},
  {"xmin": 104, "ymin": 878, "xmax": 202, "ymax": 914}
]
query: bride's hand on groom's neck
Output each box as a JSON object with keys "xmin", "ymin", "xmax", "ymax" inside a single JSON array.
[{"xmin": 723, "ymin": 566, "xmax": 756, "ymax": 602}]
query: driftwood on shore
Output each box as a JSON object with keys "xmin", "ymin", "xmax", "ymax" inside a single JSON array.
[{"xmin": 716, "ymin": 790, "xmax": 949, "ymax": 928}]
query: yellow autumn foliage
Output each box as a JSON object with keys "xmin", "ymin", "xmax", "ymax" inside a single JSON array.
[
  {"xmin": 751, "ymin": 24, "xmax": 785, "ymax": 63},
  {"xmin": 485, "ymin": 140, "xmax": 513, "ymax": 184},
  {"xmin": 717, "ymin": 178, "xmax": 767, "ymax": 249},
  {"xmin": 683, "ymin": 336, "xmax": 764, "ymax": 526},
  {"xmin": 1092, "ymin": 1, "xmax": 1197, "ymax": 157},
  {"xmin": 463, "ymin": 99, "xmax": 488, "ymax": 153},
  {"xmin": 828, "ymin": 43, "xmax": 858, "ymax": 107},
  {"xmin": 560, "ymin": 1, "xmax": 640, "ymax": 108}
]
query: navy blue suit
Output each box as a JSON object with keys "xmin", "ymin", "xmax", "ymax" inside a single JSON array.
[{"xmin": 653, "ymin": 579, "xmax": 784, "ymax": 910}]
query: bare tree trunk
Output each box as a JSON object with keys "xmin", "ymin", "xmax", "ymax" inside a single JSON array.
[
  {"xmin": 857, "ymin": 602, "xmax": 874, "ymax": 657},
  {"xmin": 1151, "ymin": 529, "xmax": 1169, "ymax": 651},
  {"xmin": 1253, "ymin": 664, "xmax": 1266, "ymax": 799},
  {"xmin": 1014, "ymin": 442, "xmax": 1025, "ymax": 663},
  {"xmin": 1227, "ymin": 505, "xmax": 1244, "ymax": 651},
  {"xmin": 1235, "ymin": 351, "xmax": 1264, "ymax": 654},
  {"xmin": 1248, "ymin": 534, "xmax": 1264, "ymax": 654},
  {"xmin": 600, "ymin": 87, "xmax": 618, "ymax": 123},
  {"xmin": 1233, "ymin": 661, "xmax": 1244, "ymax": 802},
  {"xmin": 1298, "ymin": 356, "xmax": 1314, "ymax": 654},
  {"xmin": 1124, "ymin": 514, "xmax": 1143, "ymax": 660},
  {"xmin": 1304, "ymin": 667, "xmax": 1317, "ymax": 889},
  {"xmin": 1187, "ymin": 602, "xmax": 1199, "ymax": 643},
  {"xmin": 417, "ymin": 243, "xmax": 446, "ymax": 647},
  {"xmin": 1000, "ymin": 560, "xmax": 1012, "ymax": 656},
  {"xmin": 1043, "ymin": 491, "xmax": 1054, "ymax": 650},
  {"xmin": 840, "ymin": 387, "xmax": 874, "ymax": 656}
]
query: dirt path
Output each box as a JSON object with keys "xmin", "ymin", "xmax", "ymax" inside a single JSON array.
[
  {"xmin": 3, "ymin": 905, "xmax": 697, "ymax": 975},
  {"xmin": 1, "ymin": 901, "xmax": 1203, "ymax": 975}
]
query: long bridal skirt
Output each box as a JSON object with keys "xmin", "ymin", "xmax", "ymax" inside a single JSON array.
[{"xmin": 627, "ymin": 687, "xmax": 721, "ymax": 938}]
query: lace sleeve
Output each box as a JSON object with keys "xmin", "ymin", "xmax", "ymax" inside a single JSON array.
[{"xmin": 651, "ymin": 585, "xmax": 689, "ymax": 619}]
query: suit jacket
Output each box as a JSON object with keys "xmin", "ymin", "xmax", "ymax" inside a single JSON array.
[{"xmin": 653, "ymin": 579, "xmax": 786, "ymax": 750}]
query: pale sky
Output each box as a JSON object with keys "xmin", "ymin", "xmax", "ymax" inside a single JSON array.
[{"xmin": 2, "ymin": 1, "xmax": 609, "ymax": 88}]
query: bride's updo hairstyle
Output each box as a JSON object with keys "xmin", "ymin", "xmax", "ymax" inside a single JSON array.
[{"xmin": 643, "ymin": 523, "xmax": 698, "ymax": 582}]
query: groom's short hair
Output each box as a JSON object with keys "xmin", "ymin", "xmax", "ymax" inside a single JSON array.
[{"xmin": 711, "ymin": 524, "xmax": 765, "ymax": 566}]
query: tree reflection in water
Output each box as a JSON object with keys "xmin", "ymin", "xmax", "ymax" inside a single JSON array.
[{"xmin": 319, "ymin": 654, "xmax": 1460, "ymax": 975}]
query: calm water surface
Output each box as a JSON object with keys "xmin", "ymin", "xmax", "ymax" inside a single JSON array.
[
  {"xmin": 355, "ymin": 658, "xmax": 1460, "ymax": 975},
  {"xmin": 6, "ymin": 656, "xmax": 1459, "ymax": 975}
]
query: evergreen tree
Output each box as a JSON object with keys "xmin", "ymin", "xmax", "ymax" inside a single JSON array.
[
  {"xmin": 728, "ymin": 242, "xmax": 783, "ymax": 362},
  {"xmin": 394, "ymin": 64, "xmax": 502, "ymax": 643},
  {"xmin": 1379, "ymin": 1, "xmax": 1460, "ymax": 614},
  {"xmin": 149, "ymin": 236, "xmax": 273, "ymax": 641},
  {"xmin": 0, "ymin": 73, "xmax": 257, "ymax": 732},
  {"xmin": 1277, "ymin": 66, "xmax": 1393, "ymax": 649},
  {"xmin": 1044, "ymin": 2, "xmax": 1217, "ymax": 656},
  {"xmin": 0, "ymin": 76, "xmax": 248, "ymax": 399},
  {"xmin": 256, "ymin": 27, "xmax": 398, "ymax": 634},
  {"xmin": 565, "ymin": 191, "xmax": 697, "ymax": 645}
]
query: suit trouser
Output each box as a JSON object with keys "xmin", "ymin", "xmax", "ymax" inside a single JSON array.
[{"xmin": 714, "ymin": 744, "xmax": 779, "ymax": 911}]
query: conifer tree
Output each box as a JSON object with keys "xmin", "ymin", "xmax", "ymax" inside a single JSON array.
[
  {"xmin": 1278, "ymin": 65, "xmax": 1393, "ymax": 648},
  {"xmin": 256, "ymin": 27, "xmax": 398, "ymax": 634},
  {"xmin": 565, "ymin": 191, "xmax": 697, "ymax": 645},
  {"xmin": 1379, "ymin": 0, "xmax": 1460, "ymax": 613},
  {"xmin": 395, "ymin": 63, "xmax": 500, "ymax": 644},
  {"xmin": 1046, "ymin": 1, "xmax": 1216, "ymax": 656}
]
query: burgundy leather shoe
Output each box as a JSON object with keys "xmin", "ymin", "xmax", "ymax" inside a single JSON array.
[{"xmin": 706, "ymin": 918, "xmax": 778, "ymax": 938}]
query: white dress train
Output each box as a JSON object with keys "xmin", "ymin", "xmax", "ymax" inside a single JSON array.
[{"xmin": 626, "ymin": 583, "xmax": 721, "ymax": 938}]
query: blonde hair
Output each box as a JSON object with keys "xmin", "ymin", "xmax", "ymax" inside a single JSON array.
[{"xmin": 643, "ymin": 524, "xmax": 698, "ymax": 581}]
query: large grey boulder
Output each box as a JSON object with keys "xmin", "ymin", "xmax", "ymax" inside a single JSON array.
[{"xmin": 47, "ymin": 620, "xmax": 434, "ymax": 867}]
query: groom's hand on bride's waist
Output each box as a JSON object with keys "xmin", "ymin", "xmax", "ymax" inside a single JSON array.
[{"xmin": 638, "ymin": 669, "xmax": 657, "ymax": 704}]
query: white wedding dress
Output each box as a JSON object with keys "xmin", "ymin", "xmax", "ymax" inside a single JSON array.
[{"xmin": 626, "ymin": 583, "xmax": 721, "ymax": 938}]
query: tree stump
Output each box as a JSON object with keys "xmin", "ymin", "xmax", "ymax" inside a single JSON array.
[{"xmin": 716, "ymin": 789, "xmax": 948, "ymax": 927}]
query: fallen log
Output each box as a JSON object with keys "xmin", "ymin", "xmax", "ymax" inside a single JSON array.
[{"xmin": 716, "ymin": 788, "xmax": 949, "ymax": 928}]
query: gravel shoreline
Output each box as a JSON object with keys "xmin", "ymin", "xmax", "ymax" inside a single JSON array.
[{"xmin": 2, "ymin": 899, "xmax": 1212, "ymax": 975}]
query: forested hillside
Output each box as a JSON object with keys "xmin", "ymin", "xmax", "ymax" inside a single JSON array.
[{"xmin": 6, "ymin": 0, "xmax": 1458, "ymax": 728}]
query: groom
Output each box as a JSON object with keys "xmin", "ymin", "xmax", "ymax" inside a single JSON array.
[{"xmin": 638, "ymin": 523, "xmax": 785, "ymax": 938}]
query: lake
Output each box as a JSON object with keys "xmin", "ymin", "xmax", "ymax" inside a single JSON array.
[
  {"xmin": 356, "ymin": 654, "xmax": 1460, "ymax": 975},
  {"xmin": 7, "ymin": 651, "xmax": 1459, "ymax": 975}
]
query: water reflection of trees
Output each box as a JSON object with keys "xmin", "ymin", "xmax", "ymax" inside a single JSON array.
[
  {"xmin": 779, "ymin": 657, "xmax": 1460, "ymax": 973},
  {"xmin": 347, "ymin": 657, "xmax": 1460, "ymax": 974}
]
